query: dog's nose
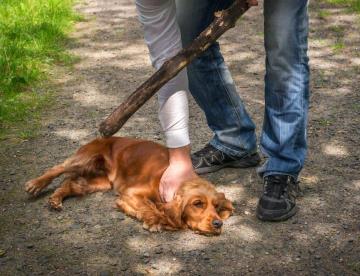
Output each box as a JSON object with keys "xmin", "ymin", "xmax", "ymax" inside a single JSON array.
[{"xmin": 212, "ymin": 219, "xmax": 223, "ymax": 229}]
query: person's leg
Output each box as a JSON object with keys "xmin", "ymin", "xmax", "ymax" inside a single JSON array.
[
  {"xmin": 176, "ymin": 0, "xmax": 257, "ymax": 157},
  {"xmin": 256, "ymin": 0, "xmax": 309, "ymax": 221},
  {"xmin": 258, "ymin": 0, "xmax": 310, "ymax": 179}
]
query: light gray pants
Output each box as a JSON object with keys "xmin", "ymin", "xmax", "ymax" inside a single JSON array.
[{"xmin": 135, "ymin": 0, "xmax": 189, "ymax": 148}]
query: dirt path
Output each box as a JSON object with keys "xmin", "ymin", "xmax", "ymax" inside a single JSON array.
[{"xmin": 1, "ymin": 0, "xmax": 359, "ymax": 275}]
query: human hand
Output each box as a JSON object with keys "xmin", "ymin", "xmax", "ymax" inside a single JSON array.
[
  {"xmin": 247, "ymin": 0, "xmax": 258, "ymax": 6},
  {"xmin": 159, "ymin": 146, "xmax": 197, "ymax": 202}
]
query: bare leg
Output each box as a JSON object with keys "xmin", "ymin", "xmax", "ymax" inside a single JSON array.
[
  {"xmin": 48, "ymin": 176, "xmax": 111, "ymax": 210},
  {"xmin": 25, "ymin": 164, "xmax": 66, "ymax": 196}
]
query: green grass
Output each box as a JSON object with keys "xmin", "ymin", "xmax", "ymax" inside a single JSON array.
[
  {"xmin": 332, "ymin": 41, "xmax": 346, "ymax": 52},
  {"xmin": 326, "ymin": 0, "xmax": 360, "ymax": 13},
  {"xmin": 0, "ymin": 0, "xmax": 81, "ymax": 139},
  {"xmin": 318, "ymin": 9, "xmax": 331, "ymax": 19}
]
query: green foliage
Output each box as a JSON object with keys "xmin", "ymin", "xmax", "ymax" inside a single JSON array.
[
  {"xmin": 326, "ymin": 0, "xmax": 360, "ymax": 13},
  {"xmin": 0, "ymin": 0, "xmax": 80, "ymax": 138},
  {"xmin": 0, "ymin": 90, "xmax": 53, "ymax": 139}
]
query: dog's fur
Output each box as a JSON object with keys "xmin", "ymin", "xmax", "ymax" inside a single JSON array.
[{"xmin": 25, "ymin": 137, "xmax": 234, "ymax": 235}]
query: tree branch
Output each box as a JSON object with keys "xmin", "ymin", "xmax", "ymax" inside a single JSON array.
[{"xmin": 99, "ymin": 0, "xmax": 250, "ymax": 137}]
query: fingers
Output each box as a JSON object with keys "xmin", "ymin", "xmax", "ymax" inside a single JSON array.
[{"xmin": 159, "ymin": 181, "xmax": 175, "ymax": 203}]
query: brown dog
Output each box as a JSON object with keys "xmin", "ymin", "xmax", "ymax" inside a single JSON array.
[{"xmin": 25, "ymin": 137, "xmax": 234, "ymax": 235}]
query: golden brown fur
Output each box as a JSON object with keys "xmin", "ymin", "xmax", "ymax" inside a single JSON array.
[{"xmin": 25, "ymin": 137, "xmax": 234, "ymax": 235}]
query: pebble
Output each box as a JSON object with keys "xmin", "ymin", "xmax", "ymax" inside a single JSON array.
[
  {"xmin": 155, "ymin": 248, "xmax": 163, "ymax": 254},
  {"xmin": 70, "ymin": 223, "xmax": 81, "ymax": 230},
  {"xmin": 110, "ymin": 260, "xmax": 118, "ymax": 266},
  {"xmin": 0, "ymin": 249, "xmax": 6, "ymax": 257}
]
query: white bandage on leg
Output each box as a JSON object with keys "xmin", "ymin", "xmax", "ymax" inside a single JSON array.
[{"xmin": 135, "ymin": 0, "xmax": 190, "ymax": 148}]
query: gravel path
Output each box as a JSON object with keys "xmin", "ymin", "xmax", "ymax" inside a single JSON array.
[{"xmin": 1, "ymin": 0, "xmax": 359, "ymax": 275}]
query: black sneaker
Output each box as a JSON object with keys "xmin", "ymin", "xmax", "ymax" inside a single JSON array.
[
  {"xmin": 191, "ymin": 144, "xmax": 261, "ymax": 174},
  {"xmin": 256, "ymin": 175, "xmax": 300, "ymax": 222}
]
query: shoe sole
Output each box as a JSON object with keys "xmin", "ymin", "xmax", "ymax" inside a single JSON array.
[
  {"xmin": 256, "ymin": 205, "xmax": 298, "ymax": 222},
  {"xmin": 195, "ymin": 154, "xmax": 261, "ymax": 175}
]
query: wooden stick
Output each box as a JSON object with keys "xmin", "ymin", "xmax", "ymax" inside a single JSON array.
[{"xmin": 99, "ymin": 0, "xmax": 250, "ymax": 137}]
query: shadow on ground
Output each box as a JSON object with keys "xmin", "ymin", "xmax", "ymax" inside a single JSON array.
[{"xmin": 0, "ymin": 0, "xmax": 359, "ymax": 275}]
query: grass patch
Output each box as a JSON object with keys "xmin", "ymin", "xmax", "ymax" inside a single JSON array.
[
  {"xmin": 0, "ymin": 89, "xmax": 53, "ymax": 140},
  {"xmin": 332, "ymin": 41, "xmax": 345, "ymax": 52},
  {"xmin": 326, "ymin": 0, "xmax": 360, "ymax": 13},
  {"xmin": 0, "ymin": 0, "xmax": 81, "ymax": 139},
  {"xmin": 318, "ymin": 9, "xmax": 331, "ymax": 19}
]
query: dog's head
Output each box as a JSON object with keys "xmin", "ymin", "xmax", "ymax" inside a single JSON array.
[{"xmin": 163, "ymin": 178, "xmax": 234, "ymax": 235}]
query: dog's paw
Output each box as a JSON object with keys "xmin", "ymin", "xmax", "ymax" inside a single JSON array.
[
  {"xmin": 25, "ymin": 179, "xmax": 44, "ymax": 196},
  {"xmin": 48, "ymin": 198, "xmax": 63, "ymax": 211},
  {"xmin": 143, "ymin": 222, "xmax": 162, "ymax": 232}
]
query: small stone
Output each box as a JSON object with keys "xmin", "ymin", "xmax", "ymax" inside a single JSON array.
[
  {"xmin": 155, "ymin": 248, "xmax": 163, "ymax": 254},
  {"xmin": 143, "ymin": 252, "xmax": 150, "ymax": 258},
  {"xmin": 244, "ymin": 210, "xmax": 250, "ymax": 215},
  {"xmin": 295, "ymin": 257, "xmax": 301, "ymax": 261},
  {"xmin": 0, "ymin": 249, "xmax": 6, "ymax": 257},
  {"xmin": 315, "ymin": 255, "xmax": 321, "ymax": 260},
  {"xmin": 265, "ymin": 252, "xmax": 269, "ymax": 255},
  {"xmin": 110, "ymin": 260, "xmax": 118, "ymax": 266},
  {"xmin": 70, "ymin": 223, "xmax": 81, "ymax": 230},
  {"xmin": 118, "ymin": 213, "xmax": 125, "ymax": 220}
]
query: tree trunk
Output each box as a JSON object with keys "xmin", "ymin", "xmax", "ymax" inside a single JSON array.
[{"xmin": 99, "ymin": 0, "xmax": 250, "ymax": 137}]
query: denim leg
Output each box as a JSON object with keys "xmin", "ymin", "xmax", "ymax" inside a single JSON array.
[
  {"xmin": 258, "ymin": 0, "xmax": 310, "ymax": 178},
  {"xmin": 175, "ymin": 0, "xmax": 257, "ymax": 157}
]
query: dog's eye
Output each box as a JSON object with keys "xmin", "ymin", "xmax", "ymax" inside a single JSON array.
[{"xmin": 193, "ymin": 200, "xmax": 204, "ymax": 208}]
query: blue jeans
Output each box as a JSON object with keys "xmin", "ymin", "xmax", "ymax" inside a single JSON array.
[{"xmin": 176, "ymin": 0, "xmax": 310, "ymax": 178}]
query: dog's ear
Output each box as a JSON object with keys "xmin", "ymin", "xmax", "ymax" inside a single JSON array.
[
  {"xmin": 217, "ymin": 192, "xmax": 234, "ymax": 220},
  {"xmin": 162, "ymin": 195, "xmax": 185, "ymax": 229}
]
